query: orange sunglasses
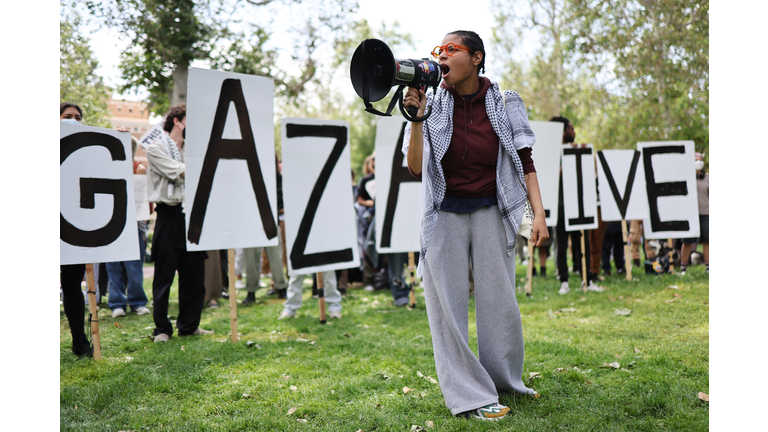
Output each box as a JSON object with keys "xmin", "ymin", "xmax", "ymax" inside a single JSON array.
[{"xmin": 431, "ymin": 43, "xmax": 470, "ymax": 59}]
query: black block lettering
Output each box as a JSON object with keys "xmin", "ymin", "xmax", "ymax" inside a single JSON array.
[
  {"xmin": 380, "ymin": 122, "xmax": 420, "ymax": 248},
  {"xmin": 286, "ymin": 123, "xmax": 354, "ymax": 270},
  {"xmin": 563, "ymin": 147, "xmax": 594, "ymax": 226},
  {"xmin": 60, "ymin": 132, "xmax": 129, "ymax": 248},
  {"xmin": 597, "ymin": 150, "xmax": 641, "ymax": 220},
  {"xmin": 187, "ymin": 78, "xmax": 277, "ymax": 244},
  {"xmin": 642, "ymin": 145, "xmax": 689, "ymax": 232}
]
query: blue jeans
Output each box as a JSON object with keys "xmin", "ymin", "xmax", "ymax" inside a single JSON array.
[{"xmin": 107, "ymin": 229, "xmax": 148, "ymax": 311}]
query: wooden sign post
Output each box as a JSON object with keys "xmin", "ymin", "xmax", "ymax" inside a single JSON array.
[
  {"xmin": 580, "ymin": 230, "xmax": 588, "ymax": 293},
  {"xmin": 408, "ymin": 252, "xmax": 417, "ymax": 307},
  {"xmin": 667, "ymin": 238, "xmax": 676, "ymax": 274},
  {"xmin": 525, "ymin": 238, "xmax": 534, "ymax": 296},
  {"xmin": 317, "ymin": 272, "xmax": 327, "ymax": 324},
  {"xmin": 84, "ymin": 264, "xmax": 101, "ymax": 361},
  {"xmin": 621, "ymin": 220, "xmax": 632, "ymax": 281},
  {"xmin": 228, "ymin": 249, "xmax": 238, "ymax": 343}
]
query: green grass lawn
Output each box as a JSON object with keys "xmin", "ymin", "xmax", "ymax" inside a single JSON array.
[{"xmin": 60, "ymin": 261, "xmax": 708, "ymax": 431}]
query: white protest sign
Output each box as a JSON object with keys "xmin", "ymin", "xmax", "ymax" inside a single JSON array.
[
  {"xmin": 561, "ymin": 144, "xmax": 598, "ymax": 231},
  {"xmin": 184, "ymin": 68, "xmax": 278, "ymax": 251},
  {"xmin": 61, "ymin": 123, "xmax": 140, "ymax": 265},
  {"xmin": 282, "ymin": 117, "xmax": 360, "ymax": 276},
  {"xmin": 374, "ymin": 116, "xmax": 422, "ymax": 253},
  {"xmin": 137, "ymin": 121, "xmax": 167, "ymax": 149},
  {"xmin": 638, "ymin": 141, "xmax": 700, "ymax": 239},
  {"xmin": 529, "ymin": 121, "xmax": 563, "ymax": 226},
  {"xmin": 133, "ymin": 175, "xmax": 150, "ymax": 221},
  {"xmin": 596, "ymin": 150, "xmax": 649, "ymax": 222}
]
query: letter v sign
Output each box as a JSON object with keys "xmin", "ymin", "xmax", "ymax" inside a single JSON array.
[
  {"xmin": 187, "ymin": 79, "xmax": 278, "ymax": 244},
  {"xmin": 597, "ymin": 150, "xmax": 641, "ymax": 220}
]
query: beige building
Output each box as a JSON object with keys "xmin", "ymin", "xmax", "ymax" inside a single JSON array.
[{"xmin": 108, "ymin": 97, "xmax": 154, "ymax": 165}]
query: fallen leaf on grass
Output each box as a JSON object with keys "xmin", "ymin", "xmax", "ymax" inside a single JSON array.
[
  {"xmin": 602, "ymin": 362, "xmax": 620, "ymax": 369},
  {"xmin": 620, "ymin": 368, "xmax": 632, "ymax": 373},
  {"xmin": 114, "ymin": 322, "xmax": 122, "ymax": 328},
  {"xmin": 547, "ymin": 309, "xmax": 558, "ymax": 319},
  {"xmin": 242, "ymin": 393, "xmax": 251, "ymax": 398},
  {"xmin": 376, "ymin": 372, "xmax": 390, "ymax": 380},
  {"xmin": 667, "ymin": 285, "xmax": 680, "ymax": 290},
  {"xmin": 578, "ymin": 319, "xmax": 590, "ymax": 324},
  {"xmin": 180, "ymin": 346, "xmax": 185, "ymax": 351},
  {"xmin": 428, "ymin": 377, "xmax": 438, "ymax": 384},
  {"xmin": 529, "ymin": 372, "xmax": 541, "ymax": 379},
  {"xmin": 125, "ymin": 356, "xmax": 134, "ymax": 362},
  {"xmin": 634, "ymin": 347, "xmax": 642, "ymax": 353},
  {"xmin": 425, "ymin": 420, "xmax": 434, "ymax": 428},
  {"xmin": 144, "ymin": 326, "xmax": 153, "ymax": 330},
  {"xmin": 673, "ymin": 293, "xmax": 682, "ymax": 298},
  {"xmin": 555, "ymin": 368, "xmax": 568, "ymax": 372},
  {"xmin": 614, "ymin": 308, "xmax": 632, "ymax": 316},
  {"xmin": 698, "ymin": 392, "xmax": 709, "ymax": 402},
  {"xmin": 375, "ymin": 404, "xmax": 382, "ymax": 409},
  {"xmin": 286, "ymin": 407, "xmax": 297, "ymax": 416},
  {"xmin": 413, "ymin": 335, "xmax": 425, "ymax": 340},
  {"xmin": 403, "ymin": 386, "xmax": 413, "ymax": 394},
  {"xmin": 295, "ymin": 338, "xmax": 311, "ymax": 342},
  {"xmin": 297, "ymin": 419, "xmax": 308, "ymax": 423},
  {"xmin": 417, "ymin": 371, "xmax": 424, "ymax": 378},
  {"xmin": 289, "ymin": 385, "xmax": 298, "ymax": 391},
  {"xmin": 331, "ymin": 390, "xmax": 335, "ymax": 394},
  {"xmin": 665, "ymin": 299, "xmax": 676, "ymax": 304},
  {"xmin": 411, "ymin": 426, "xmax": 426, "ymax": 432},
  {"xmin": 558, "ymin": 308, "xmax": 577, "ymax": 313}
]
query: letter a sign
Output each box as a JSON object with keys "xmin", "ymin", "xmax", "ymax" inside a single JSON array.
[{"xmin": 184, "ymin": 68, "xmax": 279, "ymax": 251}]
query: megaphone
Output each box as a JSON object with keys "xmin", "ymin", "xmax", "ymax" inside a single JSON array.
[{"xmin": 350, "ymin": 38, "xmax": 441, "ymax": 122}]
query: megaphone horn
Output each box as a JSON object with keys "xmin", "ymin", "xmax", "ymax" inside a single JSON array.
[{"xmin": 350, "ymin": 38, "xmax": 441, "ymax": 122}]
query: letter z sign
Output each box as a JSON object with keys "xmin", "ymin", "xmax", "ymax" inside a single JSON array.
[{"xmin": 281, "ymin": 118, "xmax": 360, "ymax": 276}]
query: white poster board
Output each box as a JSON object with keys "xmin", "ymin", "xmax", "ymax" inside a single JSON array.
[
  {"xmin": 529, "ymin": 121, "xmax": 563, "ymax": 226},
  {"xmin": 137, "ymin": 121, "xmax": 166, "ymax": 150},
  {"xmin": 561, "ymin": 144, "xmax": 599, "ymax": 231},
  {"xmin": 638, "ymin": 141, "xmax": 700, "ymax": 239},
  {"xmin": 374, "ymin": 117, "xmax": 422, "ymax": 253},
  {"xmin": 60, "ymin": 123, "xmax": 140, "ymax": 265},
  {"xmin": 282, "ymin": 117, "xmax": 360, "ymax": 276},
  {"xmin": 184, "ymin": 67, "xmax": 278, "ymax": 251},
  {"xmin": 596, "ymin": 150, "xmax": 649, "ymax": 222},
  {"xmin": 133, "ymin": 175, "xmax": 150, "ymax": 221}
]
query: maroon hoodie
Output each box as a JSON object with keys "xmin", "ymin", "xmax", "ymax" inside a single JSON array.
[{"xmin": 439, "ymin": 77, "xmax": 534, "ymax": 197}]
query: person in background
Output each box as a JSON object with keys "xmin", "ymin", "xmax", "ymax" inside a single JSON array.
[
  {"xmin": 680, "ymin": 152, "xmax": 709, "ymax": 275},
  {"xmin": 357, "ymin": 153, "xmax": 377, "ymax": 291},
  {"xmin": 147, "ymin": 104, "xmax": 212, "ymax": 342},
  {"xmin": 550, "ymin": 116, "xmax": 604, "ymax": 294},
  {"xmin": 601, "ymin": 221, "xmax": 626, "ymax": 276},
  {"xmin": 59, "ymin": 102, "xmax": 92, "ymax": 357},
  {"xmin": 105, "ymin": 135, "xmax": 152, "ymax": 318},
  {"xmin": 244, "ymin": 154, "xmax": 288, "ymax": 302}
]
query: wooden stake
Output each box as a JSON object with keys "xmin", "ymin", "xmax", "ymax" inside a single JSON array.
[
  {"xmin": 580, "ymin": 230, "xmax": 588, "ymax": 293},
  {"xmin": 667, "ymin": 238, "xmax": 676, "ymax": 274},
  {"xmin": 621, "ymin": 219, "xmax": 632, "ymax": 281},
  {"xmin": 228, "ymin": 249, "xmax": 237, "ymax": 343},
  {"xmin": 85, "ymin": 263, "xmax": 101, "ymax": 361},
  {"xmin": 525, "ymin": 238, "xmax": 534, "ymax": 296},
  {"xmin": 408, "ymin": 252, "xmax": 417, "ymax": 307},
  {"xmin": 317, "ymin": 272, "xmax": 327, "ymax": 324}
]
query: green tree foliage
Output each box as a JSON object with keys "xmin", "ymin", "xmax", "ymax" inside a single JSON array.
[
  {"xmin": 491, "ymin": 0, "xmax": 708, "ymax": 154},
  {"xmin": 60, "ymin": 9, "xmax": 112, "ymax": 128}
]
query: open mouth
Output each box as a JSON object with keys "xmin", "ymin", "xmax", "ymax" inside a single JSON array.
[{"xmin": 440, "ymin": 64, "xmax": 450, "ymax": 78}]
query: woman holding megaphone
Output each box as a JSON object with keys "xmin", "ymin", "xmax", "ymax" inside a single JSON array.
[{"xmin": 402, "ymin": 30, "xmax": 548, "ymax": 421}]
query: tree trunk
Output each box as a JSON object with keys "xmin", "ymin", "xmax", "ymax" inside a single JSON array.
[{"xmin": 172, "ymin": 63, "xmax": 189, "ymax": 107}]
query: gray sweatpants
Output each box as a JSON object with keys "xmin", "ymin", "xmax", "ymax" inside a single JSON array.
[
  {"xmin": 423, "ymin": 205, "xmax": 534, "ymax": 415},
  {"xmin": 242, "ymin": 225, "xmax": 288, "ymax": 292}
]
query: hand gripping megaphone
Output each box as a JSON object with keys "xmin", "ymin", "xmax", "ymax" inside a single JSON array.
[{"xmin": 350, "ymin": 38, "xmax": 441, "ymax": 122}]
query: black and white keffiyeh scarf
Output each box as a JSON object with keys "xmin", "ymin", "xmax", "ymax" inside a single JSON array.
[{"xmin": 403, "ymin": 82, "xmax": 536, "ymax": 277}]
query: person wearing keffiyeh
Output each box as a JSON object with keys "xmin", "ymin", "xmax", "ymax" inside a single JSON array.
[
  {"xmin": 402, "ymin": 31, "xmax": 548, "ymax": 420},
  {"xmin": 146, "ymin": 104, "xmax": 213, "ymax": 343}
]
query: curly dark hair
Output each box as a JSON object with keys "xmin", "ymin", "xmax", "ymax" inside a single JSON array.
[
  {"xmin": 163, "ymin": 104, "xmax": 187, "ymax": 133},
  {"xmin": 447, "ymin": 30, "xmax": 486, "ymax": 74}
]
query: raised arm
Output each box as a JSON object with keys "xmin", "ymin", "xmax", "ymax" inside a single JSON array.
[{"xmin": 403, "ymin": 87, "xmax": 427, "ymax": 176}]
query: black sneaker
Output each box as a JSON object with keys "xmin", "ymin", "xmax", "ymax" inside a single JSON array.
[{"xmin": 242, "ymin": 292, "xmax": 256, "ymax": 304}]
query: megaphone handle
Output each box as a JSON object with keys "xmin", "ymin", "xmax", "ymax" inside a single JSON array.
[{"xmin": 398, "ymin": 86, "xmax": 432, "ymax": 122}]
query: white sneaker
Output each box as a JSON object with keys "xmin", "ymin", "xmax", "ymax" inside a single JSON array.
[
  {"xmin": 558, "ymin": 282, "xmax": 570, "ymax": 295},
  {"xmin": 235, "ymin": 279, "xmax": 245, "ymax": 289},
  {"xmin": 112, "ymin": 308, "xmax": 126, "ymax": 318},
  {"xmin": 363, "ymin": 285, "xmax": 374, "ymax": 291},
  {"xmin": 586, "ymin": 281, "xmax": 605, "ymax": 292},
  {"xmin": 135, "ymin": 306, "xmax": 151, "ymax": 315},
  {"xmin": 278, "ymin": 309, "xmax": 296, "ymax": 320},
  {"xmin": 329, "ymin": 310, "xmax": 342, "ymax": 319}
]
